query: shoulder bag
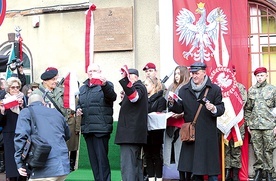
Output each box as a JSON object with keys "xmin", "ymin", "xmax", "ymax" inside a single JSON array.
[
  {"xmin": 21, "ymin": 106, "xmax": 52, "ymax": 168},
  {"xmin": 180, "ymin": 88, "xmax": 209, "ymax": 142}
]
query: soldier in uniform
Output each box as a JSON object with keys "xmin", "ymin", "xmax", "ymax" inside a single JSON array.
[
  {"xmin": 225, "ymin": 66, "xmax": 247, "ymax": 181},
  {"xmin": 244, "ymin": 67, "xmax": 276, "ymax": 181}
]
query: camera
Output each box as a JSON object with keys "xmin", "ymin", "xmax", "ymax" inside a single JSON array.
[
  {"xmin": 7, "ymin": 58, "xmax": 23, "ymax": 71},
  {"xmin": 197, "ymin": 97, "xmax": 209, "ymax": 105}
]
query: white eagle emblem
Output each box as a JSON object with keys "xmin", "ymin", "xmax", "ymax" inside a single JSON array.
[{"xmin": 176, "ymin": 2, "xmax": 228, "ymax": 63}]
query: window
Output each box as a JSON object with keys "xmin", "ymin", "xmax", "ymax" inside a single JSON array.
[
  {"xmin": 249, "ymin": 1, "xmax": 276, "ymax": 85},
  {"xmin": 0, "ymin": 41, "xmax": 33, "ymax": 84}
]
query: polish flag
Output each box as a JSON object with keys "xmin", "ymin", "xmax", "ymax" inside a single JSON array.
[
  {"xmin": 63, "ymin": 72, "xmax": 79, "ymax": 110},
  {"xmin": 120, "ymin": 65, "xmax": 132, "ymax": 88},
  {"xmin": 85, "ymin": 4, "xmax": 96, "ymax": 72},
  {"xmin": 2, "ymin": 95, "xmax": 19, "ymax": 109},
  {"xmin": 90, "ymin": 72, "xmax": 103, "ymax": 85},
  {"xmin": 169, "ymin": 91, "xmax": 182, "ymax": 101}
]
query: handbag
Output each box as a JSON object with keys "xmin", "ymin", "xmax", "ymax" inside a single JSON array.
[
  {"xmin": 21, "ymin": 106, "xmax": 52, "ymax": 168},
  {"xmin": 180, "ymin": 88, "xmax": 209, "ymax": 142}
]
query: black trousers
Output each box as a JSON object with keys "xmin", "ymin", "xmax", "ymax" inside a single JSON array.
[
  {"xmin": 84, "ymin": 134, "xmax": 111, "ymax": 181},
  {"xmin": 143, "ymin": 144, "xmax": 163, "ymax": 178}
]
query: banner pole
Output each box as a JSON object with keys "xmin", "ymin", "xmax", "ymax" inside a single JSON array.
[{"xmin": 221, "ymin": 134, "xmax": 225, "ymax": 181}]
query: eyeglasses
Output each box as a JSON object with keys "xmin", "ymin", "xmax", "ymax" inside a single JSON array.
[{"xmin": 10, "ymin": 86, "xmax": 20, "ymax": 90}]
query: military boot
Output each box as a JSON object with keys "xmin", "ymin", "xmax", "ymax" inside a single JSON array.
[
  {"xmin": 266, "ymin": 172, "xmax": 273, "ymax": 181},
  {"xmin": 225, "ymin": 168, "xmax": 232, "ymax": 181},
  {"xmin": 253, "ymin": 169, "xmax": 262, "ymax": 181},
  {"xmin": 232, "ymin": 167, "xmax": 240, "ymax": 181},
  {"xmin": 70, "ymin": 159, "xmax": 75, "ymax": 172}
]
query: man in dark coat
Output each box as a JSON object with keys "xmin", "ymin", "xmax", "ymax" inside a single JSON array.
[
  {"xmin": 169, "ymin": 62, "xmax": 225, "ymax": 181},
  {"xmin": 115, "ymin": 68, "xmax": 148, "ymax": 181},
  {"xmin": 76, "ymin": 63, "xmax": 117, "ymax": 181}
]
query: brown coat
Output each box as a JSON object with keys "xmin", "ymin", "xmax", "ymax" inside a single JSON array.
[{"xmin": 66, "ymin": 112, "xmax": 81, "ymax": 151}]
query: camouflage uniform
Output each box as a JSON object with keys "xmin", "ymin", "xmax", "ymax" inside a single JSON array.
[
  {"xmin": 225, "ymin": 82, "xmax": 247, "ymax": 168},
  {"xmin": 244, "ymin": 80, "xmax": 276, "ymax": 173}
]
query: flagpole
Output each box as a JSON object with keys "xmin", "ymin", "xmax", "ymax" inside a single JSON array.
[{"xmin": 221, "ymin": 134, "xmax": 225, "ymax": 181}]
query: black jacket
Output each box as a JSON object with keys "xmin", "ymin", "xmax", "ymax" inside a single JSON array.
[
  {"xmin": 77, "ymin": 80, "xmax": 117, "ymax": 134},
  {"xmin": 115, "ymin": 78, "xmax": 148, "ymax": 144},
  {"xmin": 147, "ymin": 90, "xmax": 166, "ymax": 145}
]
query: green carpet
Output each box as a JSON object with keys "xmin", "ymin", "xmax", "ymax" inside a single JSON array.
[
  {"xmin": 66, "ymin": 169, "xmax": 122, "ymax": 180},
  {"xmin": 66, "ymin": 122, "xmax": 122, "ymax": 181}
]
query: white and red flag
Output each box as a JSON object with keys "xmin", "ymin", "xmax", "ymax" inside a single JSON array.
[
  {"xmin": 63, "ymin": 72, "xmax": 79, "ymax": 110},
  {"xmin": 85, "ymin": 4, "xmax": 96, "ymax": 72},
  {"xmin": 168, "ymin": 91, "xmax": 182, "ymax": 101},
  {"xmin": 2, "ymin": 95, "xmax": 19, "ymax": 109}
]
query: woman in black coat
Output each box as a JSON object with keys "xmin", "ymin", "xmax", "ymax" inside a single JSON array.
[
  {"xmin": 0, "ymin": 77, "xmax": 27, "ymax": 181},
  {"xmin": 144, "ymin": 76, "xmax": 167, "ymax": 181}
]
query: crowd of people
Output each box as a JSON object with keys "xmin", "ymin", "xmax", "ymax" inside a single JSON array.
[{"xmin": 0, "ymin": 59, "xmax": 274, "ymax": 181}]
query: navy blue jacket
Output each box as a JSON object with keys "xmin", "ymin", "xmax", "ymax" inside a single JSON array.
[
  {"xmin": 77, "ymin": 80, "xmax": 117, "ymax": 134},
  {"xmin": 14, "ymin": 101, "xmax": 70, "ymax": 179}
]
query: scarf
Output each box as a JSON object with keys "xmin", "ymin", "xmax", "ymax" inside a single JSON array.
[{"xmin": 191, "ymin": 75, "xmax": 208, "ymax": 98}]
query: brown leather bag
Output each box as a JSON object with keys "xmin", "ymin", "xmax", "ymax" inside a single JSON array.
[
  {"xmin": 180, "ymin": 88, "xmax": 209, "ymax": 142},
  {"xmin": 180, "ymin": 122, "xmax": 195, "ymax": 142}
]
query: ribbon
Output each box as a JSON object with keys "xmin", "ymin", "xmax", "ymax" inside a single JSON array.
[{"xmin": 85, "ymin": 4, "xmax": 96, "ymax": 72}]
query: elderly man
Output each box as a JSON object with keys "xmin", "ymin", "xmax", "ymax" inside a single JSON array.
[
  {"xmin": 244, "ymin": 67, "xmax": 276, "ymax": 181},
  {"xmin": 169, "ymin": 62, "xmax": 225, "ymax": 181},
  {"xmin": 32, "ymin": 67, "xmax": 67, "ymax": 117},
  {"xmin": 115, "ymin": 68, "xmax": 148, "ymax": 181},
  {"xmin": 76, "ymin": 63, "xmax": 117, "ymax": 181},
  {"xmin": 14, "ymin": 94, "xmax": 70, "ymax": 181}
]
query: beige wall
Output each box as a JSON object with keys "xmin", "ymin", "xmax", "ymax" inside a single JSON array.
[{"xmin": 0, "ymin": 0, "xmax": 160, "ymax": 120}]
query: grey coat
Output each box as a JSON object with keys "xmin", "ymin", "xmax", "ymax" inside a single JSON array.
[{"xmin": 14, "ymin": 101, "xmax": 70, "ymax": 179}]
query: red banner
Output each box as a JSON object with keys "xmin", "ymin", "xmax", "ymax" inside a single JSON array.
[
  {"xmin": 172, "ymin": 0, "xmax": 248, "ymax": 180},
  {"xmin": 173, "ymin": 0, "xmax": 248, "ymax": 85}
]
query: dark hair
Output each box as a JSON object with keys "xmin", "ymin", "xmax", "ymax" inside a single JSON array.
[{"xmin": 21, "ymin": 84, "xmax": 32, "ymax": 97}]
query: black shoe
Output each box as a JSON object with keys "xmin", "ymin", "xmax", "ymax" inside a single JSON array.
[
  {"xmin": 253, "ymin": 169, "xmax": 263, "ymax": 181},
  {"xmin": 70, "ymin": 159, "xmax": 75, "ymax": 172}
]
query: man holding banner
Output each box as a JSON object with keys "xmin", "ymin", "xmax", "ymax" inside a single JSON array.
[
  {"xmin": 224, "ymin": 67, "xmax": 247, "ymax": 181},
  {"xmin": 244, "ymin": 67, "xmax": 276, "ymax": 181}
]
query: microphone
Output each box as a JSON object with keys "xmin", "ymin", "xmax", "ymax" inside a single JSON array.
[{"xmin": 161, "ymin": 70, "xmax": 174, "ymax": 84}]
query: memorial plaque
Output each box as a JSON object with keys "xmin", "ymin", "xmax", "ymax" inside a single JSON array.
[{"xmin": 94, "ymin": 7, "xmax": 133, "ymax": 52}]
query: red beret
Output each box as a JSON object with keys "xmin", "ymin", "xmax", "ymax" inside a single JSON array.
[
  {"xmin": 143, "ymin": 62, "xmax": 156, "ymax": 71},
  {"xmin": 254, "ymin": 67, "xmax": 267, "ymax": 75}
]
